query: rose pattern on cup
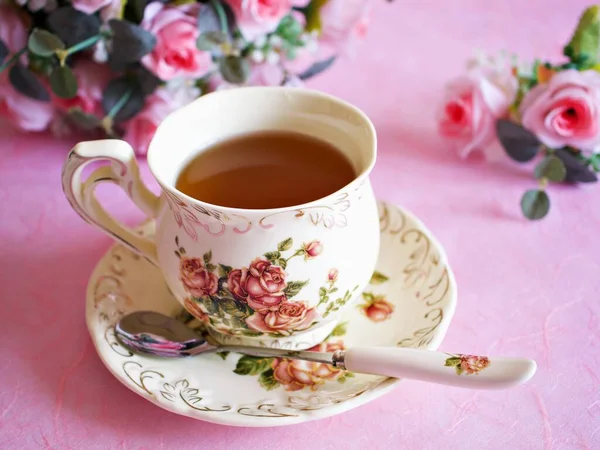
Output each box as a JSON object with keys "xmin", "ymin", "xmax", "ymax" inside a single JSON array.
[
  {"xmin": 227, "ymin": 322, "xmax": 354, "ymax": 391},
  {"xmin": 177, "ymin": 236, "xmax": 328, "ymax": 337},
  {"xmin": 359, "ymin": 293, "xmax": 395, "ymax": 322},
  {"xmin": 444, "ymin": 354, "xmax": 491, "ymax": 375}
]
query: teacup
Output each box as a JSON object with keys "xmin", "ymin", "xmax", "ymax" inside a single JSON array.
[{"xmin": 62, "ymin": 87, "xmax": 379, "ymax": 350}]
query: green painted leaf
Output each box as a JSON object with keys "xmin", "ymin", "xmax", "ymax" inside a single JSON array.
[
  {"xmin": 345, "ymin": 372, "xmax": 355, "ymax": 378},
  {"xmin": 534, "ymin": 156, "xmax": 566, "ymax": 182},
  {"xmin": 277, "ymin": 237, "xmax": 293, "ymax": 252},
  {"xmin": 444, "ymin": 357, "xmax": 461, "ymax": 367},
  {"xmin": 362, "ymin": 292, "xmax": 375, "ymax": 302},
  {"xmin": 28, "ymin": 29, "xmax": 65, "ymax": 57},
  {"xmin": 264, "ymin": 251, "xmax": 281, "ymax": 261},
  {"xmin": 319, "ymin": 287, "xmax": 327, "ymax": 297},
  {"xmin": 50, "ymin": 65, "xmax": 78, "ymax": 99},
  {"xmin": 203, "ymin": 250, "xmax": 212, "ymax": 265},
  {"xmin": 216, "ymin": 351, "xmax": 229, "ymax": 360},
  {"xmin": 258, "ymin": 368, "xmax": 279, "ymax": 391},
  {"xmin": 219, "ymin": 55, "xmax": 250, "ymax": 84},
  {"xmin": 520, "ymin": 190, "xmax": 550, "ymax": 220},
  {"xmin": 496, "ymin": 119, "xmax": 541, "ymax": 162},
  {"xmin": 277, "ymin": 258, "xmax": 287, "ymax": 269},
  {"xmin": 337, "ymin": 375, "xmax": 347, "ymax": 384},
  {"xmin": 455, "ymin": 365, "xmax": 464, "ymax": 375},
  {"xmin": 284, "ymin": 280, "xmax": 308, "ymax": 298},
  {"xmin": 218, "ymin": 264, "xmax": 233, "ymax": 278},
  {"xmin": 233, "ymin": 356, "xmax": 273, "ymax": 375},
  {"xmin": 329, "ymin": 321, "xmax": 347, "ymax": 337},
  {"xmin": 369, "ymin": 271, "xmax": 389, "ymax": 285},
  {"xmin": 200, "ymin": 297, "xmax": 218, "ymax": 315}
]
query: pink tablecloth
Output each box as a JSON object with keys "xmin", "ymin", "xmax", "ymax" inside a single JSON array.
[{"xmin": 2, "ymin": 1, "xmax": 599, "ymax": 448}]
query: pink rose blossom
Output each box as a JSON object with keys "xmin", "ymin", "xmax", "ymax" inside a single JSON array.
[
  {"xmin": 438, "ymin": 70, "xmax": 515, "ymax": 160},
  {"xmin": 179, "ymin": 257, "xmax": 218, "ymax": 297},
  {"xmin": 141, "ymin": 2, "xmax": 214, "ymax": 81},
  {"xmin": 246, "ymin": 301, "xmax": 318, "ymax": 335},
  {"xmin": 244, "ymin": 257, "xmax": 287, "ymax": 311},
  {"xmin": 272, "ymin": 340, "xmax": 345, "ymax": 391},
  {"xmin": 459, "ymin": 354, "xmax": 490, "ymax": 375},
  {"xmin": 317, "ymin": 0, "xmax": 371, "ymax": 58},
  {"xmin": 227, "ymin": 268, "xmax": 248, "ymax": 300},
  {"xmin": 520, "ymin": 70, "xmax": 600, "ymax": 153},
  {"xmin": 302, "ymin": 240, "xmax": 323, "ymax": 259},
  {"xmin": 71, "ymin": 0, "xmax": 111, "ymax": 14},
  {"xmin": 362, "ymin": 296, "xmax": 394, "ymax": 322},
  {"xmin": 225, "ymin": 0, "xmax": 292, "ymax": 41},
  {"xmin": 53, "ymin": 61, "xmax": 110, "ymax": 116},
  {"xmin": 0, "ymin": 4, "xmax": 29, "ymax": 53},
  {"xmin": 328, "ymin": 268, "xmax": 339, "ymax": 283}
]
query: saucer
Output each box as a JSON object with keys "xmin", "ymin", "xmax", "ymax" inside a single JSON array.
[{"xmin": 86, "ymin": 201, "xmax": 457, "ymax": 427}]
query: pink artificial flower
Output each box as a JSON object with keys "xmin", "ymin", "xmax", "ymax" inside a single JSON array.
[
  {"xmin": 141, "ymin": 2, "xmax": 214, "ymax": 81},
  {"xmin": 0, "ymin": 4, "xmax": 54, "ymax": 132},
  {"xmin": 318, "ymin": 0, "xmax": 372, "ymax": 58},
  {"xmin": 245, "ymin": 301, "xmax": 318, "ymax": 335},
  {"xmin": 52, "ymin": 60, "xmax": 110, "ymax": 116},
  {"xmin": 520, "ymin": 69, "xmax": 600, "ymax": 153},
  {"xmin": 71, "ymin": 0, "xmax": 112, "ymax": 15},
  {"xmin": 225, "ymin": 0, "xmax": 292, "ymax": 41},
  {"xmin": 438, "ymin": 69, "xmax": 515, "ymax": 160},
  {"xmin": 123, "ymin": 87, "xmax": 181, "ymax": 156}
]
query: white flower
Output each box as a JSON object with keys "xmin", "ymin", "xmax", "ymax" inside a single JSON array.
[
  {"xmin": 254, "ymin": 35, "xmax": 267, "ymax": 48},
  {"xmin": 269, "ymin": 35, "xmax": 283, "ymax": 48},
  {"xmin": 93, "ymin": 39, "xmax": 109, "ymax": 64},
  {"xmin": 250, "ymin": 49, "xmax": 265, "ymax": 64},
  {"xmin": 164, "ymin": 78, "xmax": 201, "ymax": 105},
  {"xmin": 266, "ymin": 51, "xmax": 280, "ymax": 65}
]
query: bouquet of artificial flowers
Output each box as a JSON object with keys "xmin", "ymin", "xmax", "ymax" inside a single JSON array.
[
  {"xmin": 0, "ymin": 0, "xmax": 385, "ymax": 155},
  {"xmin": 438, "ymin": 5, "xmax": 600, "ymax": 220}
]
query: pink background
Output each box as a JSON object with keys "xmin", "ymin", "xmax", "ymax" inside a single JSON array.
[{"xmin": 1, "ymin": 1, "xmax": 600, "ymax": 448}]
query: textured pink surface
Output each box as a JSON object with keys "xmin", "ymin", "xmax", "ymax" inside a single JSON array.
[{"xmin": 1, "ymin": 1, "xmax": 600, "ymax": 448}]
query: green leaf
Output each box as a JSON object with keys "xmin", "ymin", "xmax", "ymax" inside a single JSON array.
[
  {"xmin": 196, "ymin": 31, "xmax": 227, "ymax": 51},
  {"xmin": 218, "ymin": 264, "xmax": 233, "ymax": 278},
  {"xmin": 47, "ymin": 7, "xmax": 101, "ymax": 47},
  {"xmin": 277, "ymin": 258, "xmax": 287, "ymax": 269},
  {"xmin": 28, "ymin": 29, "xmax": 65, "ymax": 57},
  {"xmin": 50, "ymin": 65, "xmax": 78, "ymax": 99},
  {"xmin": 345, "ymin": 372, "xmax": 355, "ymax": 378},
  {"xmin": 264, "ymin": 251, "xmax": 281, "ymax": 262},
  {"xmin": 206, "ymin": 263, "xmax": 217, "ymax": 272},
  {"xmin": 9, "ymin": 63, "xmax": 50, "ymax": 101},
  {"xmin": 284, "ymin": 280, "xmax": 309, "ymax": 298},
  {"xmin": 258, "ymin": 368, "xmax": 279, "ymax": 391},
  {"xmin": 203, "ymin": 250, "xmax": 212, "ymax": 265},
  {"xmin": 564, "ymin": 6, "xmax": 600, "ymax": 67},
  {"xmin": 520, "ymin": 190, "xmax": 550, "ymax": 220},
  {"xmin": 444, "ymin": 357, "xmax": 461, "ymax": 367},
  {"xmin": 337, "ymin": 375, "xmax": 347, "ymax": 384},
  {"xmin": 219, "ymin": 55, "xmax": 250, "ymax": 84},
  {"xmin": 0, "ymin": 40, "xmax": 8, "ymax": 65},
  {"xmin": 219, "ymin": 297, "xmax": 252, "ymax": 318},
  {"xmin": 555, "ymin": 148, "xmax": 598, "ymax": 183},
  {"xmin": 277, "ymin": 237, "xmax": 293, "ymax": 252},
  {"xmin": 233, "ymin": 355, "xmax": 273, "ymax": 375},
  {"xmin": 298, "ymin": 56, "xmax": 336, "ymax": 81},
  {"xmin": 68, "ymin": 108, "xmax": 101, "ymax": 130},
  {"xmin": 362, "ymin": 292, "xmax": 375, "ymax": 302},
  {"xmin": 108, "ymin": 19, "xmax": 156, "ymax": 63},
  {"xmin": 200, "ymin": 297, "xmax": 218, "ymax": 315},
  {"xmin": 496, "ymin": 119, "xmax": 541, "ymax": 162},
  {"xmin": 175, "ymin": 236, "xmax": 180, "ymax": 246},
  {"xmin": 534, "ymin": 155, "xmax": 566, "ymax": 182},
  {"xmin": 319, "ymin": 287, "xmax": 327, "ymax": 297},
  {"xmin": 174, "ymin": 250, "xmax": 180, "ymax": 259},
  {"xmin": 216, "ymin": 351, "xmax": 229, "ymax": 360},
  {"xmin": 329, "ymin": 321, "xmax": 347, "ymax": 337},
  {"xmin": 455, "ymin": 365, "xmax": 464, "ymax": 375},
  {"xmin": 589, "ymin": 154, "xmax": 600, "ymax": 172},
  {"xmin": 240, "ymin": 329, "xmax": 263, "ymax": 337},
  {"xmin": 101, "ymin": 77, "xmax": 144, "ymax": 123},
  {"xmin": 369, "ymin": 271, "xmax": 389, "ymax": 285}
]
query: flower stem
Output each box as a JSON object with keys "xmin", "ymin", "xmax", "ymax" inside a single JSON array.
[
  {"xmin": 0, "ymin": 48, "xmax": 26, "ymax": 74},
  {"xmin": 211, "ymin": 0, "xmax": 229, "ymax": 35},
  {"xmin": 107, "ymin": 88, "xmax": 133, "ymax": 119},
  {"xmin": 66, "ymin": 35, "xmax": 101, "ymax": 56}
]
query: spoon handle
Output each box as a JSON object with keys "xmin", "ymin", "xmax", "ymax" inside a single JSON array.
[{"xmin": 340, "ymin": 347, "xmax": 536, "ymax": 390}]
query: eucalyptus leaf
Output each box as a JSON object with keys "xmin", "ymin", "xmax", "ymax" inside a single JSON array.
[
  {"xmin": 534, "ymin": 155, "xmax": 566, "ymax": 182},
  {"xmin": 496, "ymin": 119, "xmax": 541, "ymax": 162},
  {"xmin": 28, "ymin": 29, "xmax": 65, "ymax": 57},
  {"xmin": 130, "ymin": 64, "xmax": 161, "ymax": 95},
  {"xmin": 197, "ymin": 3, "xmax": 222, "ymax": 33},
  {"xmin": 219, "ymin": 56, "xmax": 250, "ymax": 84},
  {"xmin": 109, "ymin": 19, "xmax": 156, "ymax": 63},
  {"xmin": 50, "ymin": 66, "xmax": 78, "ymax": 99},
  {"xmin": 123, "ymin": 0, "xmax": 149, "ymax": 24},
  {"xmin": 196, "ymin": 31, "xmax": 227, "ymax": 51},
  {"xmin": 520, "ymin": 190, "xmax": 550, "ymax": 220},
  {"xmin": 47, "ymin": 7, "xmax": 101, "ymax": 47},
  {"xmin": 0, "ymin": 40, "xmax": 9, "ymax": 65},
  {"xmin": 68, "ymin": 108, "xmax": 101, "ymax": 131},
  {"xmin": 9, "ymin": 64, "xmax": 50, "ymax": 101},
  {"xmin": 555, "ymin": 148, "xmax": 598, "ymax": 183},
  {"xmin": 101, "ymin": 77, "xmax": 145, "ymax": 123},
  {"xmin": 298, "ymin": 56, "xmax": 336, "ymax": 80}
]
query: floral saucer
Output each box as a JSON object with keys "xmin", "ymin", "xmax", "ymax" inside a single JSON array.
[{"xmin": 86, "ymin": 201, "xmax": 457, "ymax": 427}]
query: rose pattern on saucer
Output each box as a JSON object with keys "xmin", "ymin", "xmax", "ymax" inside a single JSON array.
[
  {"xmin": 444, "ymin": 354, "xmax": 491, "ymax": 375},
  {"xmin": 357, "ymin": 271, "xmax": 394, "ymax": 322},
  {"xmin": 227, "ymin": 322, "xmax": 354, "ymax": 391},
  {"xmin": 177, "ymin": 236, "xmax": 326, "ymax": 337}
]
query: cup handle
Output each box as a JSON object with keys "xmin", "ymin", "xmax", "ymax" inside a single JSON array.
[{"xmin": 62, "ymin": 139, "xmax": 160, "ymax": 265}]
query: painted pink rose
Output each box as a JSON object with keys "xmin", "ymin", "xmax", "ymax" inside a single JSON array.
[
  {"xmin": 53, "ymin": 60, "xmax": 110, "ymax": 116},
  {"xmin": 362, "ymin": 296, "xmax": 394, "ymax": 322},
  {"xmin": 520, "ymin": 70, "xmax": 600, "ymax": 153},
  {"xmin": 225, "ymin": 0, "xmax": 291, "ymax": 41},
  {"xmin": 459, "ymin": 354, "xmax": 490, "ymax": 375},
  {"xmin": 328, "ymin": 268, "xmax": 339, "ymax": 283},
  {"xmin": 227, "ymin": 268, "xmax": 248, "ymax": 300},
  {"xmin": 245, "ymin": 301, "xmax": 317, "ymax": 334},
  {"xmin": 184, "ymin": 297, "xmax": 209, "ymax": 323},
  {"xmin": 438, "ymin": 70, "xmax": 515, "ymax": 160},
  {"xmin": 141, "ymin": 2, "xmax": 213, "ymax": 81},
  {"xmin": 244, "ymin": 257, "xmax": 287, "ymax": 311},
  {"xmin": 302, "ymin": 240, "xmax": 323, "ymax": 259},
  {"xmin": 179, "ymin": 257, "xmax": 218, "ymax": 297},
  {"xmin": 272, "ymin": 340, "xmax": 345, "ymax": 391},
  {"xmin": 123, "ymin": 88, "xmax": 179, "ymax": 156},
  {"xmin": 71, "ymin": 0, "xmax": 111, "ymax": 14}
]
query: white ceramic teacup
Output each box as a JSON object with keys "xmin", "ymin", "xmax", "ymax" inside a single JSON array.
[{"xmin": 62, "ymin": 87, "xmax": 380, "ymax": 350}]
